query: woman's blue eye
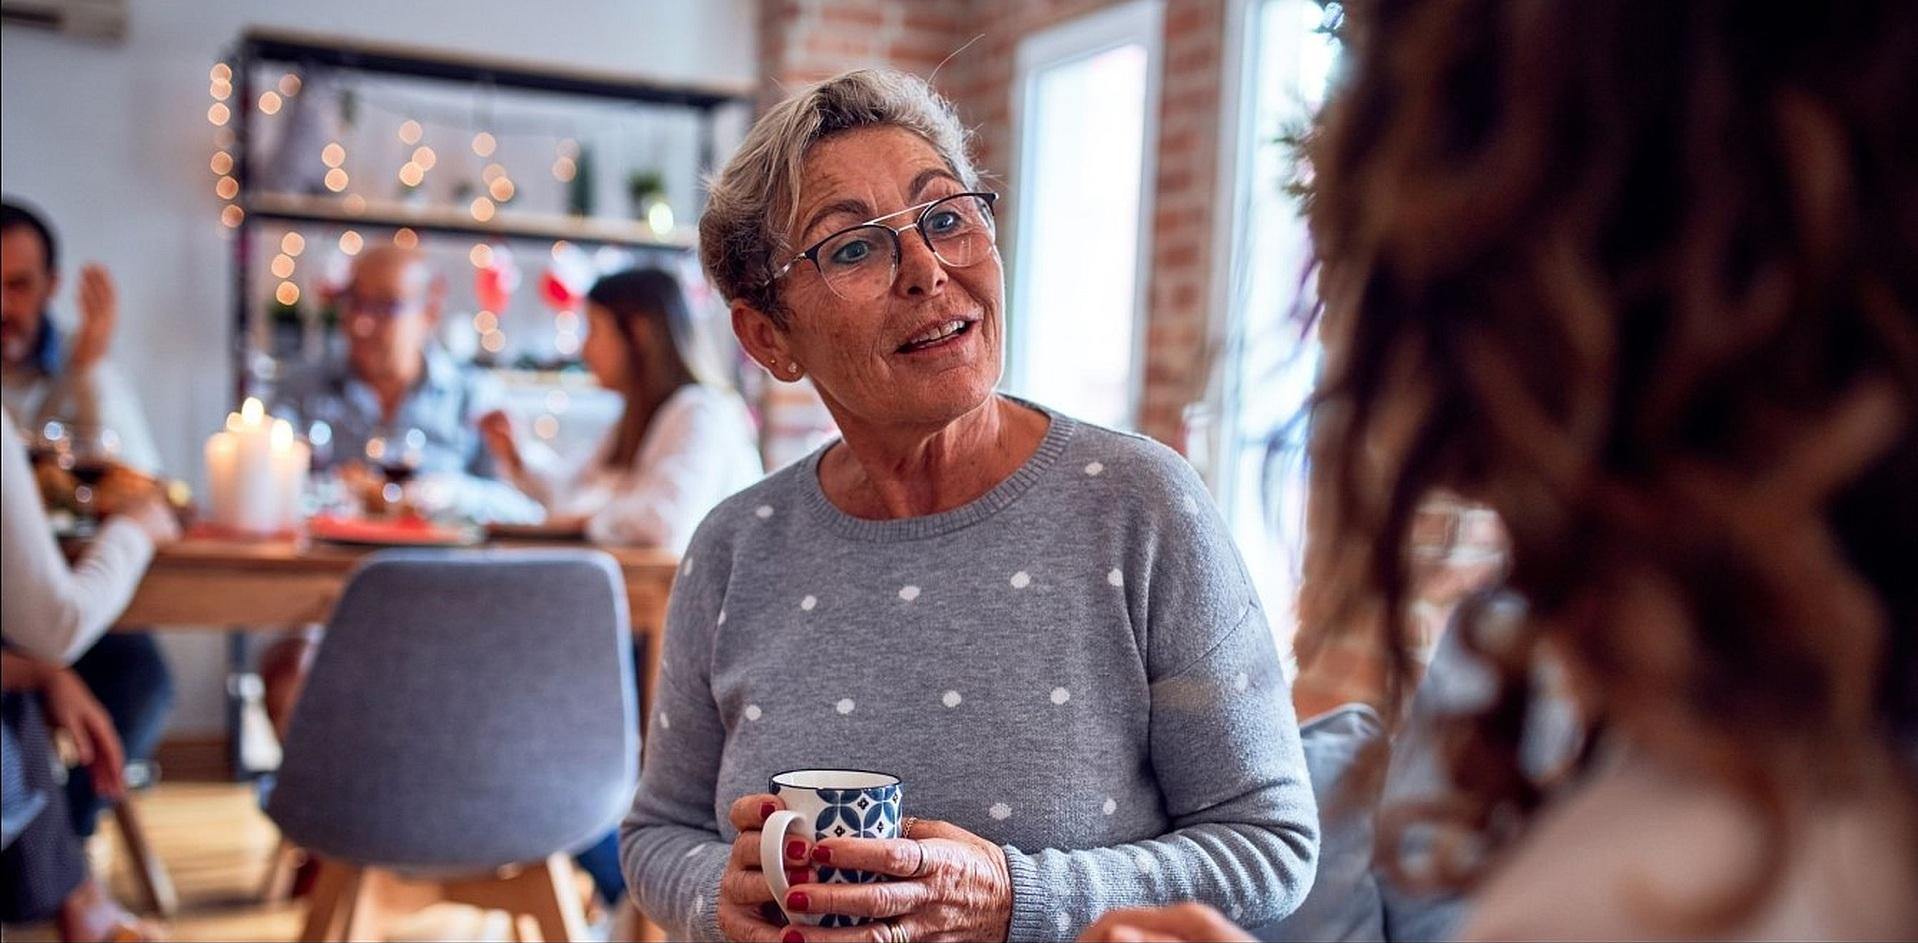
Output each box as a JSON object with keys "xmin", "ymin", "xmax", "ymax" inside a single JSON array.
[
  {"xmin": 827, "ymin": 237, "xmax": 877, "ymax": 266},
  {"xmin": 925, "ymin": 209, "xmax": 963, "ymax": 235}
]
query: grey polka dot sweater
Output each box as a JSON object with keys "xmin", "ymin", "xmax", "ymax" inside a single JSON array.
[{"xmin": 619, "ymin": 404, "xmax": 1319, "ymax": 941}]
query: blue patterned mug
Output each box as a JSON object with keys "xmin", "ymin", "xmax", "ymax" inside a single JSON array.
[{"xmin": 761, "ymin": 768, "xmax": 903, "ymax": 929}]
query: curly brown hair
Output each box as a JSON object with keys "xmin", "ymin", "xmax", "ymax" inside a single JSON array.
[{"xmin": 1296, "ymin": 0, "xmax": 1918, "ymax": 925}]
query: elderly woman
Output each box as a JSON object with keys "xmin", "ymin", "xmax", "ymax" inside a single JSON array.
[{"xmin": 619, "ymin": 69, "xmax": 1317, "ymax": 942}]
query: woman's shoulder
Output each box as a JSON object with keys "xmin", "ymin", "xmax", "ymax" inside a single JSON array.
[
  {"xmin": 679, "ymin": 452, "xmax": 809, "ymax": 546},
  {"xmin": 1044, "ymin": 409, "xmax": 1208, "ymax": 504}
]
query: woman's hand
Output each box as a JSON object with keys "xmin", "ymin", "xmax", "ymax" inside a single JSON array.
[
  {"xmin": 779, "ymin": 817, "xmax": 1012, "ymax": 943},
  {"xmin": 1078, "ymin": 903, "xmax": 1255, "ymax": 943},
  {"xmin": 42, "ymin": 669, "xmax": 127, "ymax": 801},
  {"xmin": 476, "ymin": 409, "xmax": 522, "ymax": 476},
  {"xmin": 717, "ymin": 793, "xmax": 810, "ymax": 942},
  {"xmin": 116, "ymin": 493, "xmax": 181, "ymax": 547}
]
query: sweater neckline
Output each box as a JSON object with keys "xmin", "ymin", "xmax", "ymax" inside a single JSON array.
[{"xmin": 796, "ymin": 397, "xmax": 1075, "ymax": 542}]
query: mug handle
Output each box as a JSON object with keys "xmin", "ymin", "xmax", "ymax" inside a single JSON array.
[{"xmin": 759, "ymin": 809, "xmax": 811, "ymax": 917}]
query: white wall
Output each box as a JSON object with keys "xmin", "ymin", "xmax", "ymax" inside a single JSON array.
[{"xmin": 1, "ymin": 0, "xmax": 755, "ymax": 734}]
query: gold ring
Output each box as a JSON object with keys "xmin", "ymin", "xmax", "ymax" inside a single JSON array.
[
  {"xmin": 900, "ymin": 816, "xmax": 919, "ymax": 839},
  {"xmin": 910, "ymin": 839, "xmax": 927, "ymax": 878}
]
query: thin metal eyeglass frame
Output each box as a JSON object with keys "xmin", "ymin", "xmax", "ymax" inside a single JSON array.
[{"xmin": 765, "ymin": 191, "xmax": 1000, "ymax": 296}]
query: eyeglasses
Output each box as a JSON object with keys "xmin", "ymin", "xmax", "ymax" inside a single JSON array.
[
  {"xmin": 343, "ymin": 296, "xmax": 423, "ymax": 322},
  {"xmin": 769, "ymin": 191, "xmax": 998, "ymax": 301}
]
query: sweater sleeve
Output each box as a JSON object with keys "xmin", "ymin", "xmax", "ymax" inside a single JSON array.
[
  {"xmin": 0, "ymin": 412, "xmax": 155, "ymax": 664},
  {"xmin": 1001, "ymin": 603, "xmax": 1320, "ymax": 940},
  {"xmin": 618, "ymin": 524, "xmax": 732, "ymax": 940},
  {"xmin": 586, "ymin": 390, "xmax": 759, "ymax": 552}
]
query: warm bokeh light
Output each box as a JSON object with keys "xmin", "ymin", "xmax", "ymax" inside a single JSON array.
[
  {"xmin": 469, "ymin": 244, "xmax": 494, "ymax": 267},
  {"xmin": 393, "ymin": 228, "xmax": 419, "ymax": 249},
  {"xmin": 550, "ymin": 240, "xmax": 571, "ymax": 259},
  {"xmin": 546, "ymin": 389, "xmax": 571, "ymax": 413},
  {"xmin": 472, "ymin": 310, "xmax": 498, "ymax": 333},
  {"xmin": 323, "ymin": 168, "xmax": 349, "ymax": 192},
  {"xmin": 553, "ymin": 310, "xmax": 580, "ymax": 332},
  {"xmin": 278, "ymin": 73, "xmax": 302, "ymax": 96},
  {"xmin": 398, "ymin": 162, "xmax": 425, "ymax": 187},
  {"xmin": 270, "ymin": 253, "xmax": 296, "ymax": 278},
  {"xmin": 488, "ymin": 176, "xmax": 516, "ymax": 202},
  {"xmin": 554, "ymin": 331, "xmax": 581, "ymax": 356},
  {"xmin": 398, "ymin": 119, "xmax": 423, "ymax": 144},
  {"xmin": 258, "ymin": 91, "xmax": 282, "ymax": 115},
  {"xmin": 552, "ymin": 156, "xmax": 577, "ymax": 182},
  {"xmin": 533, "ymin": 414, "xmax": 560, "ymax": 439},
  {"xmin": 215, "ymin": 176, "xmax": 239, "ymax": 200},
  {"xmin": 470, "ymin": 197, "xmax": 496, "ymax": 222},
  {"xmin": 339, "ymin": 230, "xmax": 364, "ymax": 255},
  {"xmin": 411, "ymin": 146, "xmax": 437, "ymax": 170},
  {"xmin": 275, "ymin": 281, "xmax": 300, "ymax": 305},
  {"xmin": 480, "ymin": 330, "xmax": 506, "ymax": 353},
  {"xmin": 208, "ymin": 103, "xmax": 230, "ymax": 126},
  {"xmin": 472, "ymin": 132, "xmax": 497, "ymax": 157},
  {"xmin": 321, "ymin": 142, "xmax": 346, "ymax": 167},
  {"xmin": 220, "ymin": 204, "xmax": 245, "ymax": 228},
  {"xmin": 210, "ymin": 80, "xmax": 231, "ymax": 101},
  {"xmin": 210, "ymin": 62, "xmax": 232, "ymax": 82},
  {"xmin": 482, "ymin": 162, "xmax": 507, "ymax": 182},
  {"xmin": 210, "ymin": 151, "xmax": 234, "ymax": 175},
  {"xmin": 343, "ymin": 194, "xmax": 367, "ymax": 214}
]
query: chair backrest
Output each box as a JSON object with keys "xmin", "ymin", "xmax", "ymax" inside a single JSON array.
[
  {"xmin": 1, "ymin": 711, "xmax": 48, "ymax": 850},
  {"xmin": 266, "ymin": 548, "xmax": 636, "ymax": 872}
]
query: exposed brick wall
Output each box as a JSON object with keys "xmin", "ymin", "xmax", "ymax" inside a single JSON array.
[{"xmin": 754, "ymin": 0, "xmax": 1225, "ymax": 448}]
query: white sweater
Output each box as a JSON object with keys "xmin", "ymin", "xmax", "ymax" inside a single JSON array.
[
  {"xmin": 0, "ymin": 410, "xmax": 154, "ymax": 664},
  {"xmin": 503, "ymin": 384, "xmax": 763, "ymax": 551}
]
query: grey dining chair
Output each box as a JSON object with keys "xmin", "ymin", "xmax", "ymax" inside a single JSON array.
[{"xmin": 266, "ymin": 548, "xmax": 637, "ymax": 942}]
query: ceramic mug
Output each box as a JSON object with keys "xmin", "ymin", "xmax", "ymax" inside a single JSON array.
[{"xmin": 760, "ymin": 768, "xmax": 903, "ymax": 928}]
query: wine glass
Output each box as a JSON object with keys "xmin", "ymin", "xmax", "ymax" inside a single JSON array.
[
  {"xmin": 59, "ymin": 424, "xmax": 121, "ymax": 536},
  {"xmin": 363, "ymin": 426, "xmax": 426, "ymax": 514}
]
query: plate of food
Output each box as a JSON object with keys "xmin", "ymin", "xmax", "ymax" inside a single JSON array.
[{"xmin": 307, "ymin": 514, "xmax": 482, "ymax": 548}]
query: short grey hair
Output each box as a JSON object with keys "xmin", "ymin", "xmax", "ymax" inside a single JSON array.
[{"xmin": 698, "ymin": 69, "xmax": 980, "ymax": 323}]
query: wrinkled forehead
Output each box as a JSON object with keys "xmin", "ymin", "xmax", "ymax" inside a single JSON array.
[
  {"xmin": 788, "ymin": 127, "xmax": 964, "ymax": 241},
  {"xmin": 349, "ymin": 248, "xmax": 434, "ymax": 299}
]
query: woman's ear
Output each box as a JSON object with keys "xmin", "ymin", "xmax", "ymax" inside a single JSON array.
[{"xmin": 731, "ymin": 300, "xmax": 798, "ymax": 380}]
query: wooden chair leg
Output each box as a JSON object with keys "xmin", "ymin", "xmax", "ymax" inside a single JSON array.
[
  {"xmin": 111, "ymin": 798, "xmax": 178, "ymax": 916},
  {"xmin": 300, "ymin": 860, "xmax": 363, "ymax": 942},
  {"xmin": 261, "ymin": 838, "xmax": 306, "ymax": 903},
  {"xmin": 444, "ymin": 855, "xmax": 588, "ymax": 943}
]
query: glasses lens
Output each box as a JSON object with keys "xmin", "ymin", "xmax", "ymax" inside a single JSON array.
[
  {"xmin": 922, "ymin": 195, "xmax": 995, "ymax": 268},
  {"xmin": 816, "ymin": 225, "xmax": 898, "ymax": 300}
]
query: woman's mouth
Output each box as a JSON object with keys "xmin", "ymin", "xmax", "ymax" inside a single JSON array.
[{"xmin": 896, "ymin": 319, "xmax": 974, "ymax": 354}]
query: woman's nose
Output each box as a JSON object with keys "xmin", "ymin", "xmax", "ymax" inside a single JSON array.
[{"xmin": 893, "ymin": 228, "xmax": 948, "ymax": 298}]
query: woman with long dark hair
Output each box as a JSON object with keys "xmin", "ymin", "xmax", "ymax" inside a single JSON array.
[
  {"xmin": 481, "ymin": 267, "xmax": 762, "ymax": 549},
  {"xmin": 1084, "ymin": 0, "xmax": 1917, "ymax": 939}
]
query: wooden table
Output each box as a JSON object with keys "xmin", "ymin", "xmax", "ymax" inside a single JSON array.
[{"xmin": 113, "ymin": 536, "xmax": 679, "ymax": 718}]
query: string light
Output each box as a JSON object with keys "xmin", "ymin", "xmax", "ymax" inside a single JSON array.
[
  {"xmin": 281, "ymin": 232, "xmax": 305, "ymax": 256},
  {"xmin": 472, "ymin": 132, "xmax": 497, "ymax": 157},
  {"xmin": 488, "ymin": 176, "xmax": 516, "ymax": 202},
  {"xmin": 647, "ymin": 201, "xmax": 676, "ymax": 236},
  {"xmin": 275, "ymin": 281, "xmax": 301, "ymax": 305},
  {"xmin": 533, "ymin": 414, "xmax": 560, "ymax": 439},
  {"xmin": 215, "ymin": 176, "xmax": 239, "ymax": 200},
  {"xmin": 210, "ymin": 80, "xmax": 231, "ymax": 101},
  {"xmin": 339, "ymin": 230, "xmax": 364, "ymax": 255},
  {"xmin": 554, "ymin": 331, "xmax": 581, "ymax": 356},
  {"xmin": 210, "ymin": 63, "xmax": 232, "ymax": 82},
  {"xmin": 469, "ymin": 244, "xmax": 494, "ymax": 267},
  {"xmin": 277, "ymin": 73, "xmax": 302, "ymax": 96},
  {"xmin": 480, "ymin": 330, "xmax": 506, "ymax": 353},
  {"xmin": 398, "ymin": 120, "xmax": 423, "ymax": 145},
  {"xmin": 553, "ymin": 310, "xmax": 580, "ymax": 332},
  {"xmin": 398, "ymin": 162, "xmax": 425, "ymax": 187},
  {"xmin": 550, "ymin": 241, "xmax": 571, "ymax": 259},
  {"xmin": 411, "ymin": 146, "xmax": 437, "ymax": 170},
  {"xmin": 270, "ymin": 253, "xmax": 296, "ymax": 278},
  {"xmin": 258, "ymin": 91, "xmax": 282, "ymax": 115},
  {"xmin": 481, "ymin": 162, "xmax": 507, "ymax": 182},
  {"xmin": 210, "ymin": 151, "xmax": 233, "ymax": 175},
  {"xmin": 470, "ymin": 197, "xmax": 496, "ymax": 222},
  {"xmin": 552, "ymin": 156, "xmax": 577, "ymax": 181},
  {"xmin": 323, "ymin": 168, "xmax": 349, "ymax": 192},
  {"xmin": 472, "ymin": 310, "xmax": 498, "ymax": 333},
  {"xmin": 208, "ymin": 103, "xmax": 230, "ymax": 126},
  {"xmin": 393, "ymin": 228, "xmax": 419, "ymax": 249},
  {"xmin": 321, "ymin": 142, "xmax": 345, "ymax": 167},
  {"xmin": 220, "ymin": 205, "xmax": 245, "ymax": 228}
]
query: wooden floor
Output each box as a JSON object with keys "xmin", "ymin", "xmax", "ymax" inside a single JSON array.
[{"xmin": 1, "ymin": 782, "xmax": 583, "ymax": 942}]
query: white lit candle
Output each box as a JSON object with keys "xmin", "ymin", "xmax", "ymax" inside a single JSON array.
[{"xmin": 204, "ymin": 397, "xmax": 309, "ymax": 535}]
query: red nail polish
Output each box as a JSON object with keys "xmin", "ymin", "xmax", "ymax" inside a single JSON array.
[
  {"xmin": 786, "ymin": 839, "xmax": 807, "ymax": 860},
  {"xmin": 782, "ymin": 931, "xmax": 806, "ymax": 943},
  {"xmin": 786, "ymin": 890, "xmax": 810, "ymax": 912},
  {"xmin": 810, "ymin": 846, "xmax": 832, "ymax": 864},
  {"xmin": 760, "ymin": 801, "xmax": 777, "ymax": 820},
  {"xmin": 786, "ymin": 867, "xmax": 808, "ymax": 887}
]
